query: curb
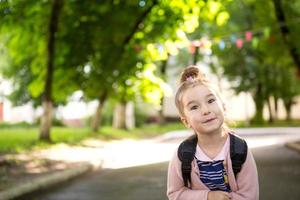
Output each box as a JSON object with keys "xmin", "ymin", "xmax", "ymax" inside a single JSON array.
[
  {"xmin": 286, "ymin": 141, "xmax": 300, "ymax": 154},
  {"xmin": 0, "ymin": 163, "xmax": 93, "ymax": 200}
]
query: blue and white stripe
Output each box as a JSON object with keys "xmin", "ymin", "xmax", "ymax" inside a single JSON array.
[{"xmin": 196, "ymin": 159, "xmax": 231, "ymax": 192}]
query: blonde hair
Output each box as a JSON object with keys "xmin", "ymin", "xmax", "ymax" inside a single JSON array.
[
  {"xmin": 175, "ymin": 65, "xmax": 233, "ymax": 130},
  {"xmin": 175, "ymin": 65, "xmax": 213, "ymax": 116}
]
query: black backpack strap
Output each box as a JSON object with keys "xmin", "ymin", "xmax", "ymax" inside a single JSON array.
[
  {"xmin": 229, "ymin": 133, "xmax": 248, "ymax": 178},
  {"xmin": 177, "ymin": 134, "xmax": 197, "ymax": 188}
]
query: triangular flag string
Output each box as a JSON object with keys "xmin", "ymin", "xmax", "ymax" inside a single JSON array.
[{"xmin": 188, "ymin": 17, "xmax": 300, "ymax": 52}]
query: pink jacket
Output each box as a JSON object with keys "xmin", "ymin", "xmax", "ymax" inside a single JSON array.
[{"xmin": 167, "ymin": 139, "xmax": 259, "ymax": 200}]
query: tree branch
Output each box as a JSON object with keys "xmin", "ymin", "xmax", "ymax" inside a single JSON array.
[
  {"xmin": 272, "ymin": 0, "xmax": 300, "ymax": 76},
  {"xmin": 122, "ymin": 0, "xmax": 158, "ymax": 47}
]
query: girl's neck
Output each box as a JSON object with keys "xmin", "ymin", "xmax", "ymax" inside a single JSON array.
[
  {"xmin": 196, "ymin": 129, "xmax": 228, "ymax": 160},
  {"xmin": 196, "ymin": 128, "xmax": 227, "ymax": 148}
]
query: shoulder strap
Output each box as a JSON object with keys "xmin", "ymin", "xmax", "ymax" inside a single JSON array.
[
  {"xmin": 229, "ymin": 133, "xmax": 248, "ymax": 178},
  {"xmin": 177, "ymin": 134, "xmax": 197, "ymax": 188},
  {"xmin": 177, "ymin": 133, "xmax": 248, "ymax": 187}
]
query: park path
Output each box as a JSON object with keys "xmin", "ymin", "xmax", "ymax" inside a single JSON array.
[{"xmin": 19, "ymin": 128, "xmax": 300, "ymax": 200}]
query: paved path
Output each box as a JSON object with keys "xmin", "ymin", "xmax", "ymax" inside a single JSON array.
[
  {"xmin": 20, "ymin": 129, "xmax": 300, "ymax": 200},
  {"xmin": 253, "ymin": 144, "xmax": 300, "ymax": 200},
  {"xmin": 25, "ymin": 162, "xmax": 168, "ymax": 200}
]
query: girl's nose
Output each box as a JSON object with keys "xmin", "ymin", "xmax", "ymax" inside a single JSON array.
[{"xmin": 201, "ymin": 105, "xmax": 210, "ymax": 115}]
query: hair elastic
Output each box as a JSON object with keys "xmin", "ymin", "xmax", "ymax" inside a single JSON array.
[{"xmin": 186, "ymin": 76, "xmax": 194, "ymax": 82}]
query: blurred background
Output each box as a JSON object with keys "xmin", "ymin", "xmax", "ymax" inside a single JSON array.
[
  {"xmin": 0, "ymin": 0, "xmax": 300, "ymax": 199},
  {"xmin": 0, "ymin": 0, "xmax": 300, "ymax": 138}
]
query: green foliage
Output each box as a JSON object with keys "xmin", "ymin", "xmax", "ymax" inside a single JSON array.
[
  {"xmin": 195, "ymin": 0, "xmax": 300, "ymax": 123},
  {"xmin": 0, "ymin": 0, "xmax": 76, "ymax": 107},
  {"xmin": 0, "ymin": 0, "xmax": 230, "ymax": 107},
  {"xmin": 113, "ymin": 63, "xmax": 172, "ymax": 105},
  {"xmin": 0, "ymin": 0, "xmax": 49, "ymax": 106}
]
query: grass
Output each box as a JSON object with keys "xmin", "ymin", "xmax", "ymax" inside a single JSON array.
[
  {"xmin": 0, "ymin": 128, "xmax": 38, "ymax": 153},
  {"xmin": 97, "ymin": 122, "xmax": 186, "ymax": 140},
  {"xmin": 234, "ymin": 119, "xmax": 300, "ymax": 128},
  {"xmin": 1, "ymin": 119, "xmax": 299, "ymax": 153},
  {"xmin": 0, "ymin": 122, "xmax": 186, "ymax": 153},
  {"xmin": 0, "ymin": 127, "xmax": 91, "ymax": 153}
]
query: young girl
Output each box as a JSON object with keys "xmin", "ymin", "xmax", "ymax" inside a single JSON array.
[{"xmin": 167, "ymin": 66, "xmax": 259, "ymax": 200}]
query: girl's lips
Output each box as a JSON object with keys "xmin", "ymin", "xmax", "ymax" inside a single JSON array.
[{"xmin": 203, "ymin": 118, "xmax": 216, "ymax": 123}]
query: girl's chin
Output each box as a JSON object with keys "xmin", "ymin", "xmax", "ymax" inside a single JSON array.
[{"xmin": 199, "ymin": 123, "xmax": 223, "ymax": 132}]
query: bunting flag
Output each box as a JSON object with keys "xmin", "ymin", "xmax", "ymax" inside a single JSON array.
[
  {"xmin": 187, "ymin": 25, "xmax": 278, "ymax": 53},
  {"xmin": 219, "ymin": 40, "xmax": 225, "ymax": 50},
  {"xmin": 245, "ymin": 31, "xmax": 252, "ymax": 41},
  {"xmin": 230, "ymin": 35, "xmax": 237, "ymax": 43},
  {"xmin": 236, "ymin": 38, "xmax": 243, "ymax": 49}
]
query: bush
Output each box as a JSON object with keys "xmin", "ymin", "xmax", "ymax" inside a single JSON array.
[
  {"xmin": 52, "ymin": 118, "xmax": 65, "ymax": 127},
  {"xmin": 0, "ymin": 122, "xmax": 36, "ymax": 129}
]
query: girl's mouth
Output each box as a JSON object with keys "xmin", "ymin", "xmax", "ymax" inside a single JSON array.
[{"xmin": 203, "ymin": 118, "xmax": 216, "ymax": 123}]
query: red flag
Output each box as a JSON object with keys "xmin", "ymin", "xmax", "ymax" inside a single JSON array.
[
  {"xmin": 236, "ymin": 39, "xmax": 243, "ymax": 49},
  {"xmin": 245, "ymin": 31, "xmax": 252, "ymax": 41}
]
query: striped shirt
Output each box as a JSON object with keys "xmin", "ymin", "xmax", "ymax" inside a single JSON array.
[
  {"xmin": 195, "ymin": 136, "xmax": 231, "ymax": 192},
  {"xmin": 196, "ymin": 160, "xmax": 231, "ymax": 192}
]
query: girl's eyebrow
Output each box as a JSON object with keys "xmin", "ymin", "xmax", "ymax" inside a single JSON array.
[
  {"xmin": 186, "ymin": 100, "xmax": 197, "ymax": 107},
  {"xmin": 186, "ymin": 94, "xmax": 215, "ymax": 106},
  {"xmin": 206, "ymin": 94, "xmax": 215, "ymax": 98}
]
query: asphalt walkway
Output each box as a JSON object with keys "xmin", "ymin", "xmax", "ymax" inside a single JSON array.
[
  {"xmin": 1, "ymin": 127, "xmax": 300, "ymax": 200},
  {"xmin": 23, "ymin": 143, "xmax": 300, "ymax": 200}
]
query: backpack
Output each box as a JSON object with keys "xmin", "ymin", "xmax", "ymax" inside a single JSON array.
[{"xmin": 177, "ymin": 133, "xmax": 248, "ymax": 188}]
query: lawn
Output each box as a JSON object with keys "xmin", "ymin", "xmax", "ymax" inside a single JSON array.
[{"xmin": 0, "ymin": 122, "xmax": 186, "ymax": 153}]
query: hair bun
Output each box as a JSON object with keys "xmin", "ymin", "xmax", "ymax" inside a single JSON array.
[{"xmin": 180, "ymin": 65, "xmax": 207, "ymax": 83}]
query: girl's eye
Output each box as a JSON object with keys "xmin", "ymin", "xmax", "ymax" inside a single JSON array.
[
  {"xmin": 190, "ymin": 105, "xmax": 198, "ymax": 110},
  {"xmin": 208, "ymin": 98, "xmax": 215, "ymax": 103}
]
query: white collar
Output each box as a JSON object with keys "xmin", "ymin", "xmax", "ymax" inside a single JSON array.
[{"xmin": 195, "ymin": 135, "xmax": 229, "ymax": 161}]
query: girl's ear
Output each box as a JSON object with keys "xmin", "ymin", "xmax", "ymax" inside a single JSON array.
[{"xmin": 181, "ymin": 117, "xmax": 191, "ymax": 128}]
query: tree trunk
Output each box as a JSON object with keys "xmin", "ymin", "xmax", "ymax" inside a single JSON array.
[
  {"xmin": 252, "ymin": 84, "xmax": 264, "ymax": 124},
  {"xmin": 253, "ymin": 99, "xmax": 264, "ymax": 124},
  {"xmin": 158, "ymin": 103, "xmax": 166, "ymax": 125},
  {"xmin": 272, "ymin": 0, "xmax": 300, "ymax": 76},
  {"xmin": 267, "ymin": 97, "xmax": 273, "ymax": 123},
  {"xmin": 125, "ymin": 101, "xmax": 135, "ymax": 130},
  {"xmin": 274, "ymin": 96, "xmax": 279, "ymax": 120},
  {"xmin": 40, "ymin": 100, "xmax": 53, "ymax": 141},
  {"xmin": 243, "ymin": 92, "xmax": 251, "ymax": 126},
  {"xmin": 39, "ymin": 0, "xmax": 64, "ymax": 142},
  {"xmin": 91, "ymin": 91, "xmax": 107, "ymax": 132},
  {"xmin": 283, "ymin": 99, "xmax": 292, "ymax": 121},
  {"xmin": 113, "ymin": 102, "xmax": 126, "ymax": 129}
]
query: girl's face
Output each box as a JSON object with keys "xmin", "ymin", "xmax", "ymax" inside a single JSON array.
[{"xmin": 180, "ymin": 84, "xmax": 225, "ymax": 135}]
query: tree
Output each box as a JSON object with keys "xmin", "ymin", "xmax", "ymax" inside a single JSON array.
[
  {"xmin": 272, "ymin": 0, "xmax": 300, "ymax": 76},
  {"xmin": 40, "ymin": 0, "xmax": 64, "ymax": 141},
  {"xmin": 0, "ymin": 0, "xmax": 66, "ymax": 141},
  {"xmin": 206, "ymin": 0, "xmax": 300, "ymax": 123}
]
